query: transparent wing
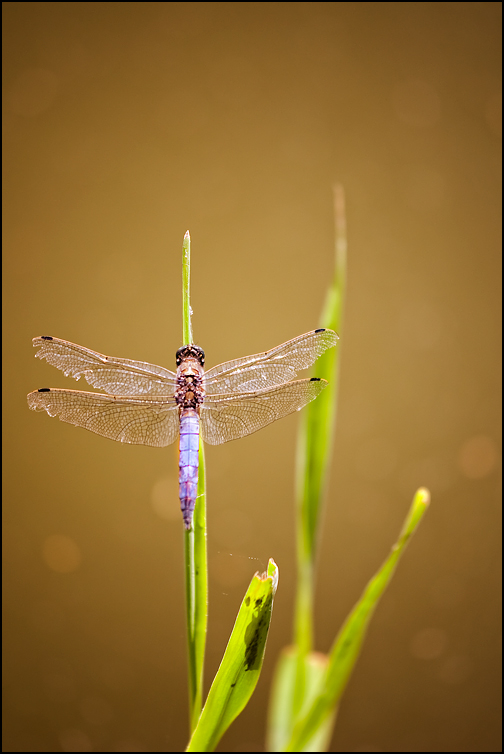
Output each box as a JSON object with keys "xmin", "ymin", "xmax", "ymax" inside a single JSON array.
[
  {"xmin": 203, "ymin": 329, "xmax": 338, "ymax": 395},
  {"xmin": 32, "ymin": 336, "xmax": 177, "ymax": 396},
  {"xmin": 27, "ymin": 388, "xmax": 179, "ymax": 447},
  {"xmin": 200, "ymin": 378, "xmax": 328, "ymax": 445}
]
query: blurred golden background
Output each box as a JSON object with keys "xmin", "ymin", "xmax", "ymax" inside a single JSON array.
[{"xmin": 3, "ymin": 3, "xmax": 501, "ymax": 752}]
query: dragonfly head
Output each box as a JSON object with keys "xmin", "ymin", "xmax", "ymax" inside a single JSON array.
[{"xmin": 176, "ymin": 344, "xmax": 205, "ymax": 367}]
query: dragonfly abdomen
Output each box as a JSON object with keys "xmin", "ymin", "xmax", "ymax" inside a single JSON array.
[{"xmin": 179, "ymin": 408, "xmax": 200, "ymax": 529}]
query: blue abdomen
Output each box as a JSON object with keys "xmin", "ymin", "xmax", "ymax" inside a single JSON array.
[{"xmin": 179, "ymin": 409, "xmax": 200, "ymax": 529}]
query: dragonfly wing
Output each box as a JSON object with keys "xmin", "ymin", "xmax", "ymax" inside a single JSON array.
[
  {"xmin": 32, "ymin": 336, "xmax": 177, "ymax": 396},
  {"xmin": 200, "ymin": 378, "xmax": 328, "ymax": 445},
  {"xmin": 203, "ymin": 329, "xmax": 338, "ymax": 394},
  {"xmin": 27, "ymin": 388, "xmax": 179, "ymax": 447}
]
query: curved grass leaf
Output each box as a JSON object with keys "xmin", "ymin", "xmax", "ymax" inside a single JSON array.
[
  {"xmin": 186, "ymin": 559, "xmax": 279, "ymax": 752},
  {"xmin": 285, "ymin": 488, "xmax": 430, "ymax": 752}
]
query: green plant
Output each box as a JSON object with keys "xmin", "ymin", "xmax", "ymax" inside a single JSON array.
[
  {"xmin": 182, "ymin": 232, "xmax": 278, "ymax": 751},
  {"xmin": 183, "ymin": 188, "xmax": 429, "ymax": 751}
]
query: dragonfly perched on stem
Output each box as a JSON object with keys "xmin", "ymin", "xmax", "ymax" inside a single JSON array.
[{"xmin": 27, "ymin": 329, "xmax": 338, "ymax": 528}]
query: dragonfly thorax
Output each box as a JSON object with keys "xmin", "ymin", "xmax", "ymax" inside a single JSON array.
[{"xmin": 175, "ymin": 359, "xmax": 205, "ymax": 409}]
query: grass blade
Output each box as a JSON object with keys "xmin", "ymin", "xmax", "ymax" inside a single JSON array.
[
  {"xmin": 182, "ymin": 230, "xmax": 193, "ymax": 346},
  {"xmin": 279, "ymin": 186, "xmax": 346, "ymax": 736},
  {"xmin": 187, "ymin": 559, "xmax": 279, "ymax": 753},
  {"xmin": 182, "ymin": 231, "xmax": 208, "ymax": 733},
  {"xmin": 285, "ymin": 488, "xmax": 431, "ymax": 752},
  {"xmin": 184, "ymin": 438, "xmax": 208, "ymax": 733},
  {"xmin": 294, "ymin": 186, "xmax": 346, "ymax": 658}
]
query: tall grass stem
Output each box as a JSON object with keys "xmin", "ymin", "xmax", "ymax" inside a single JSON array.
[
  {"xmin": 182, "ymin": 231, "xmax": 208, "ymax": 733},
  {"xmin": 293, "ymin": 186, "xmax": 347, "ymax": 710}
]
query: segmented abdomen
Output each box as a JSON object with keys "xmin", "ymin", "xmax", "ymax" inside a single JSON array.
[{"xmin": 179, "ymin": 408, "xmax": 200, "ymax": 529}]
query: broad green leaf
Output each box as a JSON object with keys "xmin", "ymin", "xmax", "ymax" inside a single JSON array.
[
  {"xmin": 286, "ymin": 488, "xmax": 430, "ymax": 752},
  {"xmin": 267, "ymin": 647, "xmax": 336, "ymax": 752},
  {"xmin": 187, "ymin": 559, "xmax": 279, "ymax": 752}
]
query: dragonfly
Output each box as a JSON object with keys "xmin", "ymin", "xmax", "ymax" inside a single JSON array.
[{"xmin": 27, "ymin": 328, "xmax": 338, "ymax": 529}]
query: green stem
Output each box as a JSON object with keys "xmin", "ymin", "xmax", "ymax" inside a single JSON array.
[
  {"xmin": 182, "ymin": 232, "xmax": 208, "ymax": 734},
  {"xmin": 293, "ymin": 393, "xmax": 316, "ymax": 656},
  {"xmin": 182, "ymin": 231, "xmax": 193, "ymax": 346},
  {"xmin": 292, "ymin": 185, "xmax": 347, "ymax": 713},
  {"xmin": 184, "ymin": 439, "xmax": 208, "ymax": 733},
  {"xmin": 292, "ymin": 414, "xmax": 315, "ymax": 718}
]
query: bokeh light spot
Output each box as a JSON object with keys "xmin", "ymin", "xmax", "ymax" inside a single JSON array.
[
  {"xmin": 42, "ymin": 534, "xmax": 81, "ymax": 573},
  {"xmin": 410, "ymin": 627, "xmax": 448, "ymax": 660},
  {"xmin": 458, "ymin": 435, "xmax": 498, "ymax": 479}
]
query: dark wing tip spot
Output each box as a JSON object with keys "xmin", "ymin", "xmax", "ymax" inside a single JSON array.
[
  {"xmin": 41, "ymin": 335, "xmax": 53, "ymax": 340},
  {"xmin": 310, "ymin": 377, "xmax": 322, "ymax": 382},
  {"xmin": 314, "ymin": 328, "xmax": 326, "ymax": 333},
  {"xmin": 38, "ymin": 388, "xmax": 51, "ymax": 392}
]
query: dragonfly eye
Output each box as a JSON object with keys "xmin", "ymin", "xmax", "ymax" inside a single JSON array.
[
  {"xmin": 192, "ymin": 345, "xmax": 205, "ymax": 366},
  {"xmin": 176, "ymin": 345, "xmax": 205, "ymax": 366}
]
